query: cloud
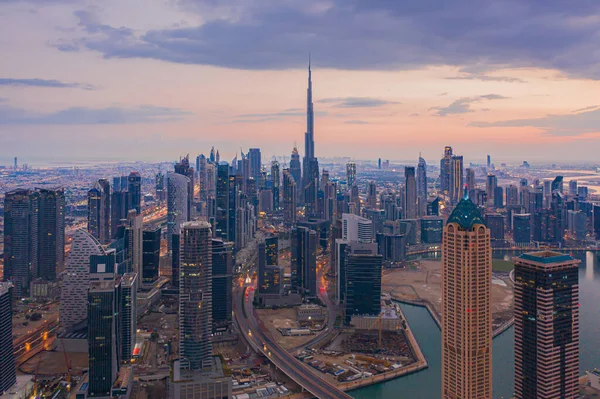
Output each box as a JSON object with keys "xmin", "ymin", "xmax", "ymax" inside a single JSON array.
[
  {"xmin": 469, "ymin": 107, "xmax": 600, "ymax": 136},
  {"xmin": 344, "ymin": 120, "xmax": 369, "ymax": 124},
  {"xmin": 230, "ymin": 108, "xmax": 327, "ymax": 123},
  {"xmin": 51, "ymin": 2, "xmax": 600, "ymax": 78},
  {"xmin": 431, "ymin": 94, "xmax": 509, "ymax": 116},
  {"xmin": 0, "ymin": 78, "xmax": 95, "ymax": 90},
  {"xmin": 409, "ymin": 113, "xmax": 420, "ymax": 117},
  {"xmin": 445, "ymin": 68, "xmax": 526, "ymax": 83},
  {"xmin": 318, "ymin": 97, "xmax": 399, "ymax": 108},
  {"xmin": 572, "ymin": 105, "xmax": 599, "ymax": 113},
  {"xmin": 0, "ymin": 103, "xmax": 192, "ymax": 125}
]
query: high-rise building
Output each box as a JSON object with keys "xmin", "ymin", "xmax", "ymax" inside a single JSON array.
[
  {"xmin": 417, "ymin": 156, "xmax": 427, "ymax": 216},
  {"xmin": 513, "ymin": 214, "xmax": 531, "ymax": 244},
  {"xmin": 156, "ymin": 171, "xmax": 166, "ymax": 202},
  {"xmin": 289, "ymin": 146, "xmax": 302, "ymax": 189},
  {"xmin": 211, "ymin": 239, "xmax": 233, "ymax": 332},
  {"xmin": 37, "ymin": 188, "xmax": 65, "ymax": 280},
  {"xmin": 174, "ymin": 155, "xmax": 195, "ymax": 220},
  {"xmin": 513, "ymin": 251, "xmax": 580, "ymax": 399},
  {"xmin": 345, "ymin": 245, "xmax": 382, "ymax": 323},
  {"xmin": 128, "ymin": 172, "xmax": 142, "ymax": 214},
  {"xmin": 465, "ymin": 167, "xmax": 475, "ymax": 192},
  {"xmin": 248, "ymin": 148, "xmax": 262, "ymax": 183},
  {"xmin": 506, "ymin": 184, "xmax": 519, "ymax": 205},
  {"xmin": 494, "ymin": 186, "xmax": 504, "ymax": 208},
  {"xmin": 258, "ymin": 242, "xmax": 281, "ymax": 295},
  {"xmin": 88, "ymin": 180, "xmax": 111, "ymax": 244},
  {"xmin": 367, "ymin": 181, "xmax": 377, "ymax": 209},
  {"xmin": 120, "ymin": 272, "xmax": 137, "ymax": 363},
  {"xmin": 440, "ymin": 146, "xmax": 453, "ymax": 193},
  {"xmin": 291, "ymin": 226, "xmax": 317, "ymax": 294},
  {"xmin": 420, "ymin": 216, "xmax": 443, "ymax": 244},
  {"xmin": 442, "ymin": 197, "xmax": 492, "ymax": 399},
  {"xmin": 0, "ymin": 282, "xmax": 16, "ymax": 395},
  {"xmin": 551, "ymin": 175, "xmax": 564, "ymax": 194},
  {"xmin": 179, "ymin": 221, "xmax": 213, "ymax": 370},
  {"xmin": 142, "ymin": 228, "xmax": 161, "ymax": 285},
  {"xmin": 111, "ymin": 189, "xmax": 130, "ymax": 239},
  {"xmin": 449, "ymin": 155, "xmax": 464, "ymax": 203},
  {"xmin": 124, "ymin": 209, "xmax": 143, "ymax": 277},
  {"xmin": 88, "ymin": 251, "xmax": 119, "ymax": 398},
  {"xmin": 487, "ymin": 154, "xmax": 491, "ymax": 168},
  {"xmin": 271, "ymin": 161, "xmax": 280, "ymax": 210},
  {"xmin": 404, "ymin": 166, "xmax": 417, "ymax": 219},
  {"xmin": 167, "ymin": 171, "xmax": 189, "ymax": 251},
  {"xmin": 569, "ymin": 179, "xmax": 578, "ymax": 196},
  {"xmin": 346, "ymin": 161, "xmax": 356, "ymax": 187},
  {"xmin": 282, "ymin": 169, "xmax": 297, "ymax": 225},
  {"xmin": 60, "ymin": 229, "xmax": 106, "ymax": 332},
  {"xmin": 486, "ymin": 173, "xmax": 498, "ymax": 202},
  {"xmin": 342, "ymin": 213, "xmax": 373, "ymax": 243},
  {"xmin": 215, "ymin": 162, "xmax": 230, "ymax": 240},
  {"xmin": 485, "ymin": 213, "xmax": 505, "ymax": 240},
  {"xmin": 3, "ymin": 189, "xmax": 38, "ymax": 298},
  {"xmin": 302, "ymin": 58, "xmax": 319, "ymax": 216}
]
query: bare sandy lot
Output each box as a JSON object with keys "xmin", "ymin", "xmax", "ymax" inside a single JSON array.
[{"xmin": 255, "ymin": 308, "xmax": 315, "ymax": 350}]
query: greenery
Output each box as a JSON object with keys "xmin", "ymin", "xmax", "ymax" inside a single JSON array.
[{"xmin": 492, "ymin": 259, "xmax": 514, "ymax": 272}]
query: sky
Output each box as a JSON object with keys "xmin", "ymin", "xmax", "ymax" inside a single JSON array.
[{"xmin": 2, "ymin": 0, "xmax": 600, "ymax": 165}]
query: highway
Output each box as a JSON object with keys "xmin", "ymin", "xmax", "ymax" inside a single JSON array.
[{"xmin": 233, "ymin": 284, "xmax": 353, "ymax": 399}]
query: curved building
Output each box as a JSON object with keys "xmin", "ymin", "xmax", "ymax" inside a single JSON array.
[{"xmin": 167, "ymin": 172, "xmax": 190, "ymax": 251}]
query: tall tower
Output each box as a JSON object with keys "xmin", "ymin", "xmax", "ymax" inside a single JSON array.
[
  {"xmin": 174, "ymin": 155, "xmax": 195, "ymax": 220},
  {"xmin": 166, "ymin": 172, "xmax": 189, "ymax": 251},
  {"xmin": 289, "ymin": 146, "xmax": 302, "ymax": 189},
  {"xmin": 37, "ymin": 188, "xmax": 65, "ymax": 280},
  {"xmin": 271, "ymin": 161, "xmax": 280, "ymax": 210},
  {"xmin": 0, "ymin": 282, "xmax": 16, "ymax": 395},
  {"xmin": 179, "ymin": 221, "xmax": 213, "ymax": 370},
  {"xmin": 128, "ymin": 172, "xmax": 142, "ymax": 214},
  {"xmin": 211, "ymin": 239, "xmax": 233, "ymax": 332},
  {"xmin": 449, "ymin": 155, "xmax": 464, "ymax": 203},
  {"xmin": 440, "ymin": 146, "xmax": 453, "ymax": 193},
  {"xmin": 513, "ymin": 251, "xmax": 580, "ymax": 399},
  {"xmin": 417, "ymin": 155, "xmax": 427, "ymax": 216},
  {"xmin": 346, "ymin": 161, "xmax": 356, "ymax": 188},
  {"xmin": 302, "ymin": 56, "xmax": 319, "ymax": 216},
  {"xmin": 404, "ymin": 166, "xmax": 417, "ymax": 219},
  {"xmin": 291, "ymin": 226, "xmax": 317, "ymax": 294},
  {"xmin": 282, "ymin": 169, "xmax": 297, "ymax": 225},
  {"xmin": 442, "ymin": 197, "xmax": 492, "ymax": 399}
]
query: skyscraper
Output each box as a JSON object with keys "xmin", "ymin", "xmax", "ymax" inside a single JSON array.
[
  {"xmin": 344, "ymin": 244, "xmax": 382, "ymax": 323},
  {"xmin": 38, "ymin": 188, "xmax": 65, "ymax": 280},
  {"xmin": 60, "ymin": 229, "xmax": 106, "ymax": 332},
  {"xmin": 215, "ymin": 162, "xmax": 230, "ymax": 240},
  {"xmin": 156, "ymin": 171, "xmax": 166, "ymax": 202},
  {"xmin": 569, "ymin": 179, "xmax": 578, "ymax": 195},
  {"xmin": 167, "ymin": 171, "xmax": 189, "ymax": 251},
  {"xmin": 513, "ymin": 214, "xmax": 532, "ymax": 245},
  {"xmin": 271, "ymin": 161, "xmax": 280, "ymax": 210},
  {"xmin": 128, "ymin": 172, "xmax": 142, "ymax": 214},
  {"xmin": 111, "ymin": 189, "xmax": 130, "ymax": 239},
  {"xmin": 440, "ymin": 146, "xmax": 453, "ymax": 193},
  {"xmin": 404, "ymin": 166, "xmax": 417, "ymax": 219},
  {"xmin": 88, "ymin": 180, "xmax": 111, "ymax": 244},
  {"xmin": 302, "ymin": 58, "xmax": 319, "ymax": 216},
  {"xmin": 0, "ymin": 282, "xmax": 16, "ymax": 395},
  {"xmin": 513, "ymin": 251, "xmax": 580, "ymax": 399},
  {"xmin": 289, "ymin": 146, "xmax": 302, "ymax": 189},
  {"xmin": 248, "ymin": 148, "xmax": 261, "ymax": 183},
  {"xmin": 291, "ymin": 226, "xmax": 317, "ymax": 294},
  {"xmin": 442, "ymin": 197, "xmax": 492, "ymax": 399},
  {"xmin": 486, "ymin": 173, "xmax": 498, "ymax": 202},
  {"xmin": 342, "ymin": 213, "xmax": 373, "ymax": 243},
  {"xmin": 449, "ymin": 155, "xmax": 464, "ymax": 203},
  {"xmin": 174, "ymin": 155, "xmax": 195, "ymax": 220},
  {"xmin": 3, "ymin": 189, "xmax": 38, "ymax": 298},
  {"xmin": 179, "ymin": 222, "xmax": 213, "ymax": 370},
  {"xmin": 506, "ymin": 184, "xmax": 519, "ymax": 205},
  {"xmin": 367, "ymin": 180, "xmax": 377, "ymax": 209},
  {"xmin": 465, "ymin": 167, "xmax": 475, "ymax": 192},
  {"xmin": 125, "ymin": 209, "xmax": 143, "ymax": 277},
  {"xmin": 417, "ymin": 155, "xmax": 427, "ymax": 216},
  {"xmin": 282, "ymin": 168, "xmax": 297, "ymax": 225},
  {"xmin": 211, "ymin": 239, "xmax": 233, "ymax": 332},
  {"xmin": 142, "ymin": 227, "xmax": 161, "ymax": 285},
  {"xmin": 120, "ymin": 272, "xmax": 137, "ymax": 363},
  {"xmin": 346, "ymin": 161, "xmax": 356, "ymax": 187}
]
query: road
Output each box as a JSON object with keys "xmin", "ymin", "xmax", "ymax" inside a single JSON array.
[{"xmin": 233, "ymin": 284, "xmax": 353, "ymax": 399}]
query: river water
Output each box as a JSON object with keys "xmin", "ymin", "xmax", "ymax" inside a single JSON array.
[{"xmin": 351, "ymin": 250, "xmax": 600, "ymax": 399}]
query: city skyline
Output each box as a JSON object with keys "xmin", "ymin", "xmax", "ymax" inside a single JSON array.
[{"xmin": 3, "ymin": 2, "xmax": 600, "ymax": 162}]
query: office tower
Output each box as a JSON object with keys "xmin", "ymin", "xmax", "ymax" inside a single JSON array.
[
  {"xmin": 506, "ymin": 185, "xmax": 519, "ymax": 205},
  {"xmin": 289, "ymin": 146, "xmax": 302, "ymax": 189},
  {"xmin": 167, "ymin": 171, "xmax": 189, "ymax": 251},
  {"xmin": 420, "ymin": 216, "xmax": 443, "ymax": 244},
  {"xmin": 465, "ymin": 167, "xmax": 475, "ymax": 191},
  {"xmin": 259, "ymin": 189, "xmax": 273, "ymax": 213},
  {"xmin": 513, "ymin": 214, "xmax": 532, "ymax": 244},
  {"xmin": 209, "ymin": 146, "xmax": 216, "ymax": 164},
  {"xmin": 13, "ymin": 157, "xmax": 17, "ymax": 171},
  {"xmin": 417, "ymin": 155, "xmax": 427, "ymax": 216},
  {"xmin": 282, "ymin": 169, "xmax": 297, "ymax": 224},
  {"xmin": 37, "ymin": 188, "xmax": 65, "ymax": 280},
  {"xmin": 578, "ymin": 186, "xmax": 589, "ymax": 200},
  {"xmin": 513, "ymin": 251, "xmax": 580, "ymax": 399},
  {"xmin": 567, "ymin": 210, "xmax": 587, "ymax": 240},
  {"xmin": 88, "ymin": 180, "xmax": 111, "ymax": 244},
  {"xmin": 568, "ymin": 179, "xmax": 578, "ymax": 195},
  {"xmin": 3, "ymin": 189, "xmax": 38, "ymax": 298},
  {"xmin": 335, "ymin": 239, "xmax": 349, "ymax": 304},
  {"xmin": 60, "ymin": 229, "xmax": 106, "ymax": 332},
  {"xmin": 128, "ymin": 172, "xmax": 142, "ymax": 214},
  {"xmin": 442, "ymin": 197, "xmax": 492, "ymax": 399},
  {"xmin": 485, "ymin": 213, "xmax": 505, "ymax": 241},
  {"xmin": 350, "ymin": 184, "xmax": 360, "ymax": 214},
  {"xmin": 346, "ymin": 161, "xmax": 356, "ymax": 187},
  {"xmin": 367, "ymin": 180, "xmax": 377, "ymax": 209},
  {"xmin": 125, "ymin": 209, "xmax": 143, "ymax": 277},
  {"xmin": 171, "ymin": 233, "xmax": 180, "ymax": 288},
  {"xmin": 142, "ymin": 228, "xmax": 161, "ymax": 285},
  {"xmin": 120, "ymin": 272, "xmax": 137, "ymax": 363},
  {"xmin": 0, "ymin": 282, "xmax": 15, "ymax": 394},
  {"xmin": 156, "ymin": 171, "xmax": 165, "ymax": 202},
  {"xmin": 487, "ymin": 154, "xmax": 491, "ymax": 168},
  {"xmin": 494, "ymin": 186, "xmax": 504, "ymax": 208},
  {"xmin": 111, "ymin": 189, "xmax": 130, "ymax": 239},
  {"xmin": 258, "ymin": 242, "xmax": 281, "ymax": 295},
  {"xmin": 211, "ymin": 239, "xmax": 233, "ymax": 332},
  {"xmin": 439, "ymin": 146, "xmax": 453, "ymax": 193},
  {"xmin": 271, "ymin": 161, "xmax": 280, "ymax": 210},
  {"xmin": 342, "ymin": 213, "xmax": 373, "ymax": 242},
  {"xmin": 215, "ymin": 162, "xmax": 230, "ymax": 240},
  {"xmin": 228, "ymin": 173, "xmax": 240, "ymax": 245},
  {"xmin": 428, "ymin": 197, "xmax": 440, "ymax": 216},
  {"xmin": 174, "ymin": 155, "xmax": 195, "ymax": 220},
  {"xmin": 345, "ymin": 245, "xmax": 383, "ymax": 323},
  {"xmin": 302, "ymin": 59, "xmax": 319, "ymax": 216},
  {"xmin": 88, "ymin": 252, "xmax": 119, "ymax": 398},
  {"xmin": 291, "ymin": 226, "xmax": 317, "ymax": 294},
  {"xmin": 376, "ymin": 233, "xmax": 406, "ymax": 262},
  {"xmin": 552, "ymin": 175, "xmax": 564, "ymax": 194},
  {"xmin": 486, "ymin": 173, "xmax": 497, "ymax": 203},
  {"xmin": 449, "ymin": 155, "xmax": 464, "ymax": 203},
  {"xmin": 248, "ymin": 148, "xmax": 261, "ymax": 183},
  {"xmin": 404, "ymin": 166, "xmax": 417, "ymax": 219},
  {"xmin": 179, "ymin": 222, "xmax": 213, "ymax": 370}
]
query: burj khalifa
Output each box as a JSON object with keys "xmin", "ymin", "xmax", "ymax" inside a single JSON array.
[{"xmin": 302, "ymin": 55, "xmax": 319, "ymax": 216}]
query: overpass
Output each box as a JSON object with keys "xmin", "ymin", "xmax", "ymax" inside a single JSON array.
[{"xmin": 234, "ymin": 286, "xmax": 353, "ymax": 399}]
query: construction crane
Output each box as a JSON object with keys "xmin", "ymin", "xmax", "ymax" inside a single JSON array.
[
  {"xmin": 367, "ymin": 313, "xmax": 384, "ymax": 350},
  {"xmin": 60, "ymin": 339, "xmax": 72, "ymax": 391},
  {"xmin": 32, "ymin": 348, "xmax": 46, "ymax": 398}
]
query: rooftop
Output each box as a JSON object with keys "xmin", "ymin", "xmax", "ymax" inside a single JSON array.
[
  {"xmin": 519, "ymin": 251, "xmax": 575, "ymax": 264},
  {"xmin": 447, "ymin": 197, "xmax": 486, "ymax": 229}
]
